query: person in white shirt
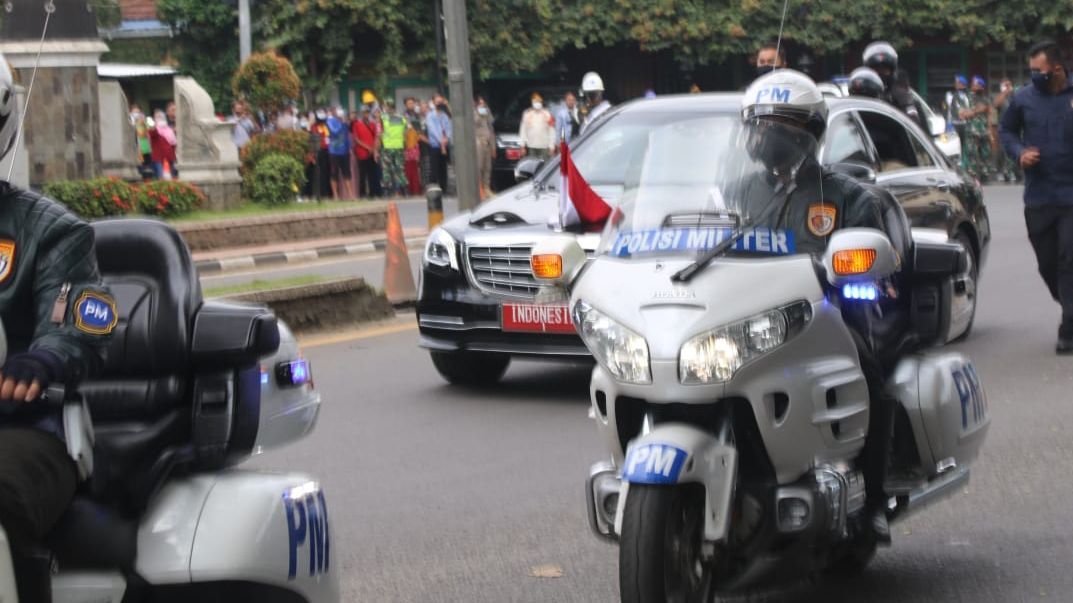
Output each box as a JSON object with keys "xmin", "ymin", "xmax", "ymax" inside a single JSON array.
[
  {"xmin": 518, "ymin": 92, "xmax": 555, "ymax": 160},
  {"xmin": 580, "ymin": 71, "xmax": 612, "ymax": 134}
]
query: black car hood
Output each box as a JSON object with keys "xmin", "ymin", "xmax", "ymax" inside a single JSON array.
[{"xmin": 467, "ymin": 184, "xmax": 560, "ymax": 228}]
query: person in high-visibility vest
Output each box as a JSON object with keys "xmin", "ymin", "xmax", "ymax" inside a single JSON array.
[{"xmin": 380, "ymin": 99, "xmax": 410, "ymax": 197}]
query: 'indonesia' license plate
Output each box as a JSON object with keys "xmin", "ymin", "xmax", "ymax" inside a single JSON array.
[{"xmin": 501, "ymin": 303, "xmax": 575, "ymax": 333}]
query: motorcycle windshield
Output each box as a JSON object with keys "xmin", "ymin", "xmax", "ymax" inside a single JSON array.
[{"xmin": 596, "ymin": 112, "xmax": 826, "ymax": 262}]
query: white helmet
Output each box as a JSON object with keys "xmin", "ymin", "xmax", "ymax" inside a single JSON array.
[
  {"xmin": 741, "ymin": 69, "xmax": 828, "ymax": 140},
  {"xmin": 0, "ymin": 55, "xmax": 17, "ymax": 164},
  {"xmin": 581, "ymin": 71, "xmax": 604, "ymax": 93}
]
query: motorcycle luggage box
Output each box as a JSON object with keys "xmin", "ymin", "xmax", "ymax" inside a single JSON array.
[{"xmin": 889, "ymin": 352, "xmax": 990, "ymax": 478}]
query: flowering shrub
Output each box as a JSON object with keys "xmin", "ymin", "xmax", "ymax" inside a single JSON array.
[
  {"xmin": 248, "ymin": 153, "xmax": 306, "ymax": 206},
  {"xmin": 43, "ymin": 177, "xmax": 204, "ymax": 219},
  {"xmin": 232, "ymin": 52, "xmax": 300, "ymax": 115},
  {"xmin": 135, "ymin": 180, "xmax": 207, "ymax": 217},
  {"xmin": 43, "ymin": 177, "xmax": 135, "ymax": 219}
]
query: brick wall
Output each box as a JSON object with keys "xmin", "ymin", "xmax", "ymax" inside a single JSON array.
[{"xmin": 119, "ymin": 0, "xmax": 157, "ymax": 20}]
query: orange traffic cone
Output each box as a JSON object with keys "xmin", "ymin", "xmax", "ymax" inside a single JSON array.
[
  {"xmin": 383, "ymin": 202, "xmax": 417, "ymax": 305},
  {"xmin": 161, "ymin": 159, "xmax": 173, "ymax": 181}
]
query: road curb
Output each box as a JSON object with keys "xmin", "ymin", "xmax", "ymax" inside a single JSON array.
[{"xmin": 196, "ymin": 237, "xmax": 426, "ymax": 274}]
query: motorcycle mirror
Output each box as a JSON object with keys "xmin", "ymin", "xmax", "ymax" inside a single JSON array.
[
  {"xmin": 514, "ymin": 157, "xmax": 544, "ymax": 183},
  {"xmin": 829, "ymin": 161, "xmax": 876, "ymax": 184},
  {"xmin": 822, "ymin": 228, "xmax": 899, "ymax": 287},
  {"xmin": 531, "ymin": 235, "xmax": 586, "ymax": 288},
  {"xmin": 928, "ymin": 114, "xmax": 947, "ymax": 138}
]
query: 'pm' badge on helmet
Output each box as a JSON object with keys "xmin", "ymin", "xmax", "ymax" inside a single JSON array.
[
  {"xmin": 74, "ymin": 291, "xmax": 118, "ymax": 335},
  {"xmin": 807, "ymin": 204, "xmax": 836, "ymax": 237},
  {"xmin": 0, "ymin": 240, "xmax": 15, "ymax": 283}
]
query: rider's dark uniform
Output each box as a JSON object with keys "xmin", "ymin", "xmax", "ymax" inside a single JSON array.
[
  {"xmin": 740, "ymin": 157, "xmax": 902, "ymax": 522},
  {"xmin": 0, "ymin": 183, "xmax": 114, "ymax": 569}
]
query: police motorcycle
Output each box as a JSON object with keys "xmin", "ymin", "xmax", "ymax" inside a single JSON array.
[
  {"xmin": 0, "ymin": 220, "xmax": 337, "ymax": 602},
  {"xmin": 531, "ymin": 87, "xmax": 990, "ymax": 600}
]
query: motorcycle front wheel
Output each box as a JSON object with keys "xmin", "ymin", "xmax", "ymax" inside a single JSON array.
[{"xmin": 620, "ymin": 483, "xmax": 714, "ymax": 603}]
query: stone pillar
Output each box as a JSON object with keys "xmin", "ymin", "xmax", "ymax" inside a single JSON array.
[
  {"xmin": 98, "ymin": 81, "xmax": 139, "ymax": 180},
  {"xmin": 174, "ymin": 76, "xmax": 242, "ymax": 210},
  {"xmin": 0, "ymin": 85, "xmax": 29, "ymax": 188}
]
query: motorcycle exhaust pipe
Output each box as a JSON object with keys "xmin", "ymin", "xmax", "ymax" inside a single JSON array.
[{"xmin": 892, "ymin": 465, "xmax": 971, "ymax": 523}]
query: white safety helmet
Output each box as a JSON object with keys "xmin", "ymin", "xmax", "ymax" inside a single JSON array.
[
  {"xmin": 0, "ymin": 55, "xmax": 17, "ymax": 164},
  {"xmin": 741, "ymin": 69, "xmax": 828, "ymax": 140},
  {"xmin": 581, "ymin": 71, "xmax": 604, "ymax": 93}
]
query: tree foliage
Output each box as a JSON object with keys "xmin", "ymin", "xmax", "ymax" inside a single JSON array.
[
  {"xmin": 163, "ymin": 0, "xmax": 1073, "ymax": 107},
  {"xmin": 232, "ymin": 52, "xmax": 301, "ymax": 114},
  {"xmin": 157, "ymin": 0, "xmax": 240, "ymax": 109}
]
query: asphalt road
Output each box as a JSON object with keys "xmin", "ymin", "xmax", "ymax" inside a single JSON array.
[{"xmin": 250, "ymin": 185, "xmax": 1073, "ymax": 602}]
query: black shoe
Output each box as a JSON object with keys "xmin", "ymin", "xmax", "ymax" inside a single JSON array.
[
  {"xmin": 1057, "ymin": 338, "xmax": 1073, "ymax": 355},
  {"xmin": 870, "ymin": 511, "xmax": 892, "ymax": 546}
]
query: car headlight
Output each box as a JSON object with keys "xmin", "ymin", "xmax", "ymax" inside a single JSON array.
[
  {"xmin": 573, "ymin": 300, "xmax": 650, "ymax": 384},
  {"xmin": 679, "ymin": 301, "xmax": 811, "ymax": 385},
  {"xmin": 424, "ymin": 227, "xmax": 459, "ymax": 270}
]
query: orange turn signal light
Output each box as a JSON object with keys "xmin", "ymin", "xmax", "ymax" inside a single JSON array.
[
  {"xmin": 532, "ymin": 254, "xmax": 564, "ymax": 279},
  {"xmin": 832, "ymin": 249, "xmax": 877, "ymax": 275}
]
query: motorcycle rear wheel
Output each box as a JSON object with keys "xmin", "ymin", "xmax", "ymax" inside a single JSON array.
[{"xmin": 620, "ymin": 484, "xmax": 714, "ymax": 603}]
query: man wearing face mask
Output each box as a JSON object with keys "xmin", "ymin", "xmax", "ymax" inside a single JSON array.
[
  {"xmin": 999, "ymin": 40, "xmax": 1073, "ymax": 354},
  {"xmin": 580, "ymin": 72, "xmax": 612, "ymax": 135},
  {"xmin": 754, "ymin": 41, "xmax": 787, "ymax": 80},
  {"xmin": 519, "ymin": 92, "xmax": 554, "ymax": 160}
]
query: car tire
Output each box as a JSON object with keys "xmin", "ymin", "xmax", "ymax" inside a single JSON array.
[
  {"xmin": 951, "ymin": 231, "xmax": 978, "ymax": 342},
  {"xmin": 430, "ymin": 351, "xmax": 511, "ymax": 385}
]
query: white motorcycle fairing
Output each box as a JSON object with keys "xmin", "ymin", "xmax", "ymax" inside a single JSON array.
[{"xmin": 137, "ymin": 472, "xmax": 338, "ymax": 601}]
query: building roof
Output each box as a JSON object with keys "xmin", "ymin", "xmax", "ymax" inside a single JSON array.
[
  {"xmin": 98, "ymin": 63, "xmax": 177, "ymax": 79},
  {"xmin": 120, "ymin": 0, "xmax": 157, "ymax": 20}
]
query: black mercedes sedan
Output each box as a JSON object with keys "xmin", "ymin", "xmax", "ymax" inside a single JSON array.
[{"xmin": 417, "ymin": 93, "xmax": 990, "ymax": 385}]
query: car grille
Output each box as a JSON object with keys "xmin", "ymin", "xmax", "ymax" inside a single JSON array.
[{"xmin": 467, "ymin": 244, "xmax": 539, "ymax": 298}]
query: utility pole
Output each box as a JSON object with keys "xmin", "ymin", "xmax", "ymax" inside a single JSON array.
[
  {"xmin": 443, "ymin": 0, "xmax": 479, "ymax": 210},
  {"xmin": 239, "ymin": 0, "xmax": 251, "ymax": 62},
  {"xmin": 433, "ymin": 0, "xmax": 445, "ymax": 94}
]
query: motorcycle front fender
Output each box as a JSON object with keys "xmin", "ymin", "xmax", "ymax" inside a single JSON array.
[{"xmin": 614, "ymin": 423, "xmax": 738, "ymax": 543}]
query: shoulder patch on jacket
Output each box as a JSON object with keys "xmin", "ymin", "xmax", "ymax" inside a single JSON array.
[
  {"xmin": 0, "ymin": 239, "xmax": 14, "ymax": 283},
  {"xmin": 74, "ymin": 291, "xmax": 118, "ymax": 335}
]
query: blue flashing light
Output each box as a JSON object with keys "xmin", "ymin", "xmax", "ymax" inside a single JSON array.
[{"xmin": 841, "ymin": 283, "xmax": 878, "ymax": 301}]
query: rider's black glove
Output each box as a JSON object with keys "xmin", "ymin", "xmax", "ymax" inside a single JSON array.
[{"xmin": 1, "ymin": 350, "xmax": 65, "ymax": 387}]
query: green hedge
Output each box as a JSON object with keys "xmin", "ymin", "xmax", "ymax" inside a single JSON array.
[
  {"xmin": 43, "ymin": 177, "xmax": 205, "ymax": 220},
  {"xmin": 240, "ymin": 130, "xmax": 310, "ymax": 194},
  {"xmin": 248, "ymin": 153, "xmax": 306, "ymax": 206}
]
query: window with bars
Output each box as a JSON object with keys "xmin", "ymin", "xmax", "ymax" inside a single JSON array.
[{"xmin": 987, "ymin": 51, "xmax": 1031, "ymax": 91}]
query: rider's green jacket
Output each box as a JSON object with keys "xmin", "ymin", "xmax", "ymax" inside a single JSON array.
[{"xmin": 0, "ymin": 183, "xmax": 114, "ymax": 391}]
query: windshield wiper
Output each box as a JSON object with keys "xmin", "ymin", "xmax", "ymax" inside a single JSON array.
[{"xmin": 671, "ymin": 220, "xmax": 752, "ymax": 283}]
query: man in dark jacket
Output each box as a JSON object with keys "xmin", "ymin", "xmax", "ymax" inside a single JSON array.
[
  {"xmin": 0, "ymin": 57, "xmax": 114, "ymax": 602},
  {"xmin": 999, "ymin": 40, "xmax": 1073, "ymax": 353}
]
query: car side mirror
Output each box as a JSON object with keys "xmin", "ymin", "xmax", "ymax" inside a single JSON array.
[
  {"xmin": 822, "ymin": 228, "xmax": 899, "ymax": 289},
  {"xmin": 928, "ymin": 114, "xmax": 947, "ymax": 137},
  {"xmin": 829, "ymin": 161, "xmax": 876, "ymax": 184},
  {"xmin": 515, "ymin": 157, "xmax": 544, "ymax": 183},
  {"xmin": 530, "ymin": 236, "xmax": 586, "ymax": 289}
]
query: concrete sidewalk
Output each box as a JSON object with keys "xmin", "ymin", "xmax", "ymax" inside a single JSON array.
[{"xmin": 194, "ymin": 227, "xmax": 428, "ymax": 274}]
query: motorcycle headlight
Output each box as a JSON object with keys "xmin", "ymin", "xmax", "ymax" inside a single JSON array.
[
  {"xmin": 680, "ymin": 302, "xmax": 811, "ymax": 385},
  {"xmin": 424, "ymin": 227, "xmax": 459, "ymax": 270},
  {"xmin": 573, "ymin": 300, "xmax": 651, "ymax": 384}
]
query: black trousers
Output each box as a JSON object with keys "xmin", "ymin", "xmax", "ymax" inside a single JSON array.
[
  {"xmin": 358, "ymin": 157, "xmax": 377, "ymax": 198},
  {"xmin": 0, "ymin": 428, "xmax": 76, "ymax": 549},
  {"xmin": 0, "ymin": 428, "xmax": 77, "ymax": 602},
  {"xmin": 1025, "ymin": 205, "xmax": 1073, "ymax": 338},
  {"xmin": 430, "ymin": 148, "xmax": 449, "ymax": 192}
]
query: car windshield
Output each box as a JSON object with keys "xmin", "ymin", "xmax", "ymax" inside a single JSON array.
[{"xmin": 575, "ymin": 109, "xmax": 824, "ymax": 261}]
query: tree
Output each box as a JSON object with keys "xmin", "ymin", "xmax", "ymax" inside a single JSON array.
[
  {"xmin": 158, "ymin": 0, "xmax": 240, "ymax": 109},
  {"xmin": 233, "ymin": 52, "xmax": 301, "ymax": 115}
]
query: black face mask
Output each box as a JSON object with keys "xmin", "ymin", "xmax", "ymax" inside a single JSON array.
[
  {"xmin": 756, "ymin": 65, "xmax": 776, "ymax": 78},
  {"xmin": 1031, "ymin": 69, "xmax": 1053, "ymax": 93},
  {"xmin": 747, "ymin": 120, "xmax": 815, "ymax": 173}
]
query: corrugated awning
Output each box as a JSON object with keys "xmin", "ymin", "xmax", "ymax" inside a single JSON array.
[{"xmin": 97, "ymin": 63, "xmax": 177, "ymax": 79}]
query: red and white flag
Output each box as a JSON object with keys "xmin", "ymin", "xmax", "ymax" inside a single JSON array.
[{"xmin": 559, "ymin": 139, "xmax": 611, "ymax": 228}]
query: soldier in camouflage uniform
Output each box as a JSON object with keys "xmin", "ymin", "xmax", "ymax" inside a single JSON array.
[
  {"xmin": 965, "ymin": 76, "xmax": 994, "ymax": 182},
  {"xmin": 991, "ymin": 78, "xmax": 1023, "ymax": 183}
]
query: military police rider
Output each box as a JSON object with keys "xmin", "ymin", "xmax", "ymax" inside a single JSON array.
[
  {"xmin": 739, "ymin": 69, "xmax": 905, "ymax": 543},
  {"xmin": 863, "ymin": 41, "xmax": 928, "ymax": 132},
  {"xmin": 580, "ymin": 71, "xmax": 612, "ymax": 135},
  {"xmin": 0, "ymin": 56, "xmax": 115, "ymax": 602}
]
